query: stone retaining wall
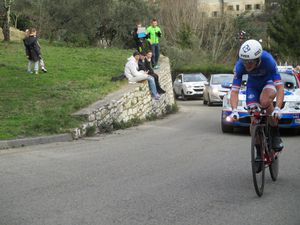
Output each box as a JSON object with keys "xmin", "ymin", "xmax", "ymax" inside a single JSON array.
[{"xmin": 71, "ymin": 56, "xmax": 175, "ymax": 139}]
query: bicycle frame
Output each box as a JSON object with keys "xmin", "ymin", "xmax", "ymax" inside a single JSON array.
[
  {"xmin": 251, "ymin": 112, "xmax": 279, "ymax": 166},
  {"xmin": 251, "ymin": 110, "xmax": 280, "ymax": 196}
]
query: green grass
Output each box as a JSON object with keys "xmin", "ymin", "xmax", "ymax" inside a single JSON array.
[{"xmin": 0, "ymin": 41, "xmax": 131, "ymax": 139}]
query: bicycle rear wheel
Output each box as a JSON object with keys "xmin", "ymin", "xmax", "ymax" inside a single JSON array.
[
  {"xmin": 251, "ymin": 125, "xmax": 265, "ymax": 197},
  {"xmin": 269, "ymin": 151, "xmax": 279, "ymax": 181}
]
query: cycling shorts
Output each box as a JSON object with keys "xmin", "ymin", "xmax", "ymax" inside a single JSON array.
[{"xmin": 246, "ymin": 80, "xmax": 277, "ymax": 105}]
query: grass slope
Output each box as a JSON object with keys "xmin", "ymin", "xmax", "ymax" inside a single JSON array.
[{"xmin": 0, "ymin": 41, "xmax": 131, "ymax": 139}]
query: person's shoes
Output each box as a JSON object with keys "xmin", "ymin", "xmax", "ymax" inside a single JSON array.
[
  {"xmin": 34, "ymin": 71, "xmax": 39, "ymax": 75},
  {"xmin": 272, "ymin": 136, "xmax": 284, "ymax": 152},
  {"xmin": 41, "ymin": 67, "xmax": 47, "ymax": 73},
  {"xmin": 158, "ymin": 89, "xmax": 166, "ymax": 94},
  {"xmin": 153, "ymin": 94, "xmax": 160, "ymax": 100},
  {"xmin": 27, "ymin": 71, "xmax": 33, "ymax": 74},
  {"xmin": 270, "ymin": 126, "xmax": 284, "ymax": 152}
]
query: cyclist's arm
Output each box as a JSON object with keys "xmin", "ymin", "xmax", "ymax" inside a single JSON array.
[
  {"xmin": 230, "ymin": 90, "xmax": 239, "ymax": 110},
  {"xmin": 275, "ymin": 83, "xmax": 284, "ymax": 108},
  {"xmin": 230, "ymin": 69, "xmax": 243, "ymax": 110},
  {"xmin": 272, "ymin": 67, "xmax": 284, "ymax": 109}
]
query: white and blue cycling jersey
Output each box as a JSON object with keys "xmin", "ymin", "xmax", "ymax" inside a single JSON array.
[{"xmin": 232, "ymin": 50, "xmax": 283, "ymax": 105}]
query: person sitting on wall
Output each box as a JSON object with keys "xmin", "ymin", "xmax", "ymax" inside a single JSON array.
[
  {"xmin": 124, "ymin": 51, "xmax": 160, "ymax": 100},
  {"xmin": 143, "ymin": 50, "xmax": 165, "ymax": 94}
]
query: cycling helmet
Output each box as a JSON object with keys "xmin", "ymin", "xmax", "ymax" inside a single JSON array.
[{"xmin": 239, "ymin": 39, "xmax": 263, "ymax": 60}]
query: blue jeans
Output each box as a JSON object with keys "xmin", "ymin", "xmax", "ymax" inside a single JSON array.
[
  {"xmin": 151, "ymin": 44, "xmax": 160, "ymax": 66},
  {"xmin": 147, "ymin": 76, "xmax": 158, "ymax": 96},
  {"xmin": 28, "ymin": 60, "xmax": 39, "ymax": 72}
]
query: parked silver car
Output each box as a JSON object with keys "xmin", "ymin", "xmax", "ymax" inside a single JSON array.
[
  {"xmin": 203, "ymin": 73, "xmax": 234, "ymax": 105},
  {"xmin": 173, "ymin": 73, "xmax": 208, "ymax": 100}
]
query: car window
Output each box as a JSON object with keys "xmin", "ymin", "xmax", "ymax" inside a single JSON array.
[
  {"xmin": 183, "ymin": 74, "xmax": 207, "ymax": 82},
  {"xmin": 280, "ymin": 72, "xmax": 299, "ymax": 89},
  {"xmin": 211, "ymin": 75, "xmax": 234, "ymax": 84},
  {"xmin": 175, "ymin": 75, "xmax": 182, "ymax": 82}
]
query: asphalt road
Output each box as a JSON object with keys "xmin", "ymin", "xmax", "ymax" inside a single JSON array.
[{"xmin": 0, "ymin": 100, "xmax": 299, "ymax": 225}]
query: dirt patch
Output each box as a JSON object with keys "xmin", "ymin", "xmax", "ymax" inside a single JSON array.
[{"xmin": 0, "ymin": 27, "xmax": 25, "ymax": 41}]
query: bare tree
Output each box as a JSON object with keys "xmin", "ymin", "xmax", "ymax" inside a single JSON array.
[
  {"xmin": 206, "ymin": 17, "xmax": 236, "ymax": 62},
  {"xmin": 219, "ymin": 0, "xmax": 224, "ymax": 16},
  {"xmin": 159, "ymin": 0, "xmax": 205, "ymax": 44},
  {"xmin": 159, "ymin": 0, "xmax": 236, "ymax": 63},
  {"xmin": 1, "ymin": 0, "xmax": 14, "ymax": 41}
]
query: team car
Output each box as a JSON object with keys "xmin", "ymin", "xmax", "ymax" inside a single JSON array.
[{"xmin": 221, "ymin": 68, "xmax": 300, "ymax": 133}]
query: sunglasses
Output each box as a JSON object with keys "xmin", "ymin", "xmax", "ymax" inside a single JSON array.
[{"xmin": 241, "ymin": 58, "xmax": 259, "ymax": 65}]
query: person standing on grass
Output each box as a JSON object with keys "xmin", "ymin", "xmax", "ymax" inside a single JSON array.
[
  {"xmin": 23, "ymin": 28, "xmax": 47, "ymax": 74},
  {"xmin": 146, "ymin": 18, "xmax": 162, "ymax": 69}
]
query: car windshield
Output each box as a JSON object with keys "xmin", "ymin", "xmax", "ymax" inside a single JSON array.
[
  {"xmin": 183, "ymin": 74, "xmax": 206, "ymax": 82},
  {"xmin": 280, "ymin": 72, "xmax": 299, "ymax": 89},
  {"xmin": 240, "ymin": 73, "xmax": 298, "ymax": 90},
  {"xmin": 211, "ymin": 74, "xmax": 234, "ymax": 84}
]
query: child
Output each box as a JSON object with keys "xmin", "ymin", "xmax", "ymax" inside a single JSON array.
[{"xmin": 23, "ymin": 28, "xmax": 47, "ymax": 74}]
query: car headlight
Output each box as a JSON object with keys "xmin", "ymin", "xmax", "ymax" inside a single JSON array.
[
  {"xmin": 212, "ymin": 88, "xmax": 219, "ymax": 94},
  {"xmin": 285, "ymin": 101, "xmax": 300, "ymax": 110}
]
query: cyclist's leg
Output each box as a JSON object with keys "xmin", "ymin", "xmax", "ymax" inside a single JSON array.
[
  {"xmin": 259, "ymin": 82, "xmax": 283, "ymax": 151},
  {"xmin": 246, "ymin": 87, "xmax": 261, "ymax": 135},
  {"xmin": 259, "ymin": 83, "xmax": 276, "ymax": 121}
]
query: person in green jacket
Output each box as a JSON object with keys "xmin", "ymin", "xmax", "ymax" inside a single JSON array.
[{"xmin": 147, "ymin": 18, "xmax": 162, "ymax": 69}]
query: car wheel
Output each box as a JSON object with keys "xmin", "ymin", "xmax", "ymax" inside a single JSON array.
[
  {"xmin": 208, "ymin": 95, "xmax": 213, "ymax": 106},
  {"xmin": 173, "ymin": 90, "xmax": 179, "ymax": 99},
  {"xmin": 221, "ymin": 121, "xmax": 233, "ymax": 133},
  {"xmin": 203, "ymin": 95, "xmax": 207, "ymax": 105},
  {"xmin": 181, "ymin": 90, "xmax": 186, "ymax": 101}
]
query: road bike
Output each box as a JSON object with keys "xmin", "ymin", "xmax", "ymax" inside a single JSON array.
[{"xmin": 250, "ymin": 109, "xmax": 279, "ymax": 197}]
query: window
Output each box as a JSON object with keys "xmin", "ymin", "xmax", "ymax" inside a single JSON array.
[
  {"xmin": 212, "ymin": 11, "xmax": 218, "ymax": 17},
  {"xmin": 236, "ymin": 5, "xmax": 240, "ymax": 11},
  {"xmin": 245, "ymin": 4, "xmax": 252, "ymax": 10},
  {"xmin": 228, "ymin": 5, "xmax": 234, "ymax": 11},
  {"xmin": 255, "ymin": 4, "xmax": 261, "ymax": 10}
]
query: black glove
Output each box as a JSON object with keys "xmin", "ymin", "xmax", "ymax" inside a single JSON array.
[{"xmin": 156, "ymin": 31, "xmax": 161, "ymax": 37}]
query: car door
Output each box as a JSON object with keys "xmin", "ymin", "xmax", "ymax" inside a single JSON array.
[
  {"xmin": 173, "ymin": 74, "xmax": 183, "ymax": 95},
  {"xmin": 204, "ymin": 76, "xmax": 211, "ymax": 100}
]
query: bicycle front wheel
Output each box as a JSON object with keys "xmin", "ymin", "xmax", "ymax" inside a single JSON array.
[{"xmin": 251, "ymin": 125, "xmax": 265, "ymax": 197}]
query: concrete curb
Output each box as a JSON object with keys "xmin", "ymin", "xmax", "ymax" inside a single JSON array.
[{"xmin": 0, "ymin": 134, "xmax": 73, "ymax": 150}]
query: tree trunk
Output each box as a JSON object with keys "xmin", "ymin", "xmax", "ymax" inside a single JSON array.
[
  {"xmin": 219, "ymin": 0, "xmax": 224, "ymax": 17},
  {"xmin": 2, "ymin": 2, "xmax": 11, "ymax": 42},
  {"xmin": 14, "ymin": 14, "xmax": 18, "ymax": 28}
]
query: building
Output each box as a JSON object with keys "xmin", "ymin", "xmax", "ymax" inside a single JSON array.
[{"xmin": 198, "ymin": 0, "xmax": 265, "ymax": 17}]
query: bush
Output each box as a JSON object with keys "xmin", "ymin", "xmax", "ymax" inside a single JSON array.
[{"xmin": 172, "ymin": 63, "xmax": 234, "ymax": 79}]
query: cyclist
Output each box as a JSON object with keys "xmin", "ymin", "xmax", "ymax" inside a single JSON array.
[{"xmin": 229, "ymin": 39, "xmax": 284, "ymax": 152}]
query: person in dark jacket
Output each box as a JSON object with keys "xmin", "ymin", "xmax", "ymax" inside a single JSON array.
[
  {"xmin": 23, "ymin": 28, "xmax": 42, "ymax": 74},
  {"xmin": 132, "ymin": 21, "xmax": 148, "ymax": 53},
  {"xmin": 141, "ymin": 51, "xmax": 165, "ymax": 94}
]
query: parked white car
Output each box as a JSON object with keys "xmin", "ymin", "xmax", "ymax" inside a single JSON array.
[
  {"xmin": 203, "ymin": 73, "xmax": 234, "ymax": 106},
  {"xmin": 173, "ymin": 73, "xmax": 208, "ymax": 100}
]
